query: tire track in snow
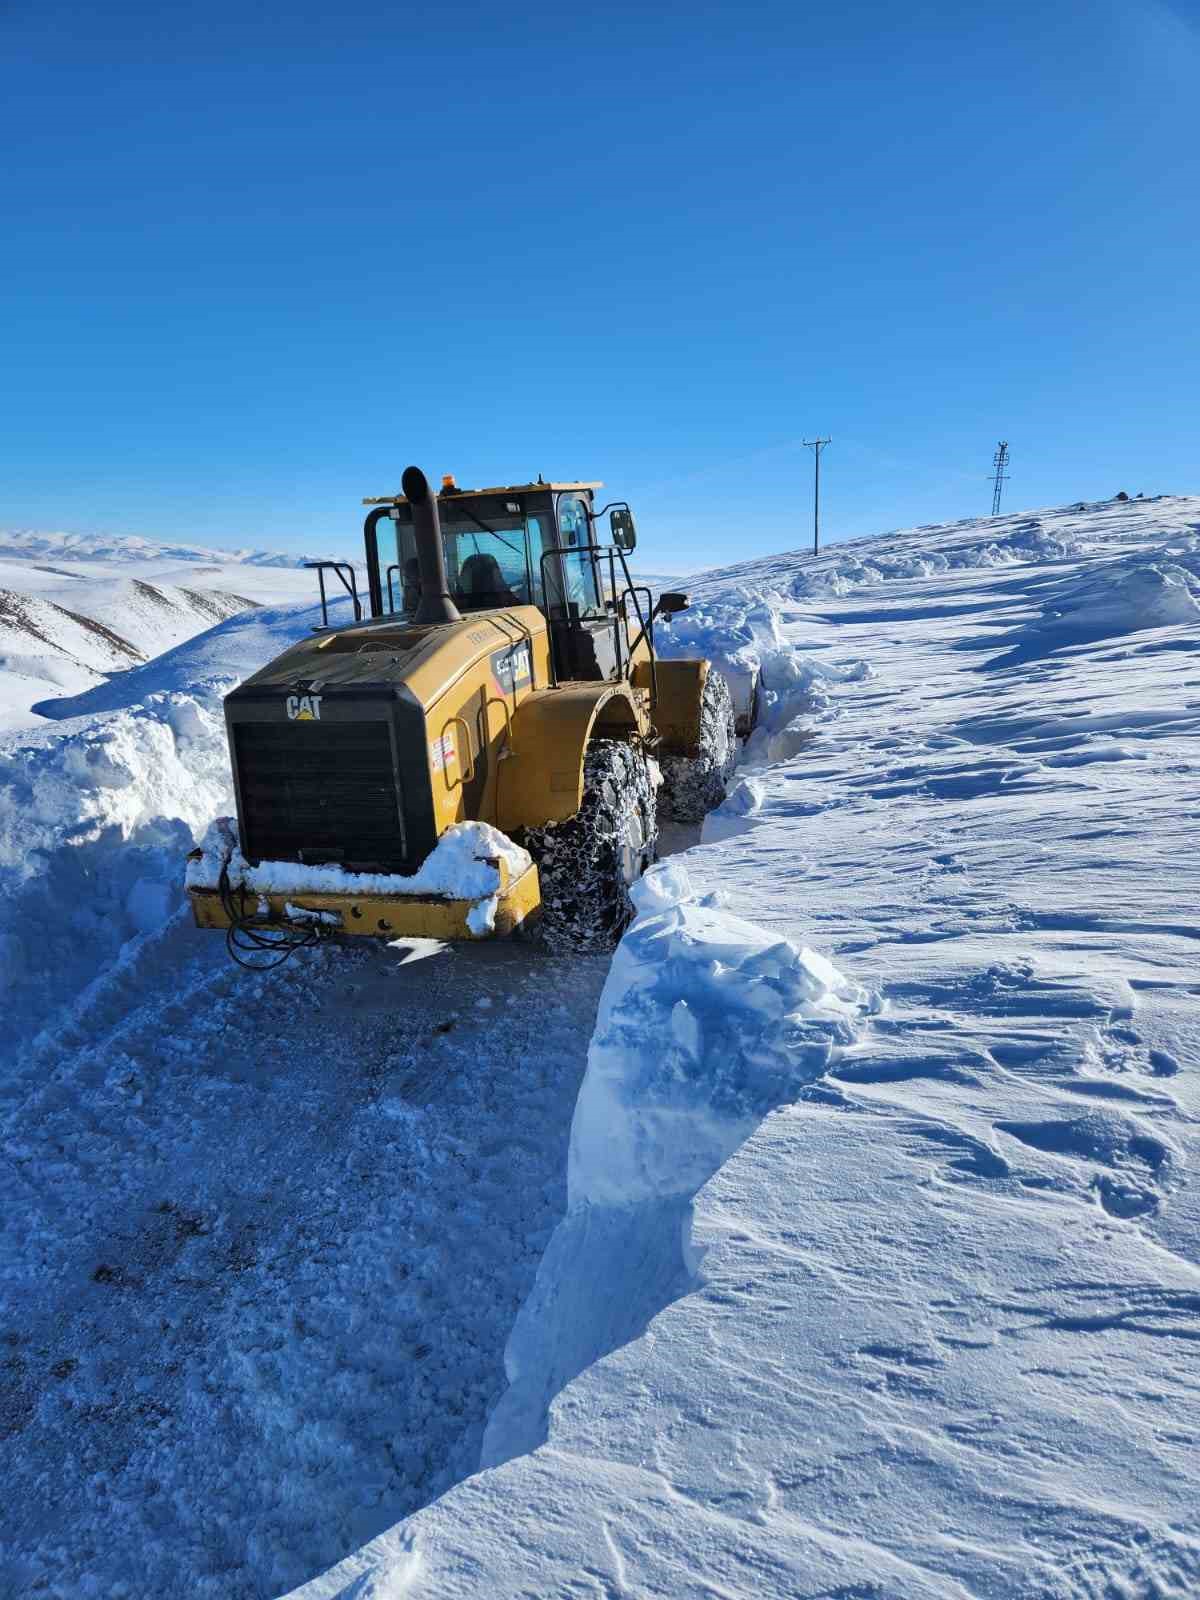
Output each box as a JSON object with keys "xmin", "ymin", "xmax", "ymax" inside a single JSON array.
[{"xmin": 1, "ymin": 924, "xmax": 607, "ymax": 1599}]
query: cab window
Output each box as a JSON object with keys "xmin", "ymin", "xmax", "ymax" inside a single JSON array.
[
  {"xmin": 558, "ymin": 496, "xmax": 588, "ymax": 548},
  {"xmin": 392, "ymin": 511, "xmax": 549, "ymax": 615},
  {"xmin": 556, "ymin": 496, "xmax": 603, "ymax": 617}
]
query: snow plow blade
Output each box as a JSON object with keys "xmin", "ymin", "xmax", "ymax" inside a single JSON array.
[{"xmin": 187, "ymin": 858, "xmax": 542, "ymax": 942}]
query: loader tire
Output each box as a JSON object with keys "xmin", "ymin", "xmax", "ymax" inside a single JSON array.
[
  {"xmin": 657, "ymin": 668, "xmax": 737, "ymax": 824},
  {"xmin": 524, "ymin": 740, "xmax": 658, "ymax": 954}
]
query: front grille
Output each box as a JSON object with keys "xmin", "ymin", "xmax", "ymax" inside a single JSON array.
[{"xmin": 233, "ymin": 720, "xmax": 407, "ymax": 870}]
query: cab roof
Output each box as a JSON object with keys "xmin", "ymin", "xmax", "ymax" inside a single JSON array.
[{"xmin": 363, "ymin": 481, "xmax": 602, "ymax": 507}]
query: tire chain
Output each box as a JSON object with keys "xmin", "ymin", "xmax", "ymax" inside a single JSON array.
[
  {"xmin": 658, "ymin": 669, "xmax": 738, "ymax": 824},
  {"xmin": 523, "ymin": 740, "xmax": 659, "ymax": 953}
]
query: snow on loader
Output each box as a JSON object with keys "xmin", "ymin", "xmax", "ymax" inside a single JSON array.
[{"xmin": 187, "ymin": 466, "xmax": 740, "ymax": 960}]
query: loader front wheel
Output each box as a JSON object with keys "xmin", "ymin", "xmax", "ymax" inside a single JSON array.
[
  {"xmin": 524, "ymin": 740, "xmax": 658, "ymax": 954},
  {"xmin": 658, "ymin": 668, "xmax": 737, "ymax": 824}
]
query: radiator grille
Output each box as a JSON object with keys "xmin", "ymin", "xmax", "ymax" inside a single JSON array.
[{"xmin": 233, "ymin": 721, "xmax": 407, "ymax": 870}]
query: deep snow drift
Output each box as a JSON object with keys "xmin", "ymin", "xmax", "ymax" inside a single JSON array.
[
  {"xmin": 3, "ymin": 495, "xmax": 1200, "ymax": 1599},
  {"xmin": 0, "ymin": 595, "xmax": 358, "ymax": 1047}
]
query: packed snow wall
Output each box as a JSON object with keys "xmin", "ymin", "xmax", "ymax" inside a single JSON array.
[
  {"xmin": 481, "ymin": 859, "xmax": 879, "ymax": 1468},
  {"xmin": 0, "ymin": 599, "xmax": 346, "ymax": 1057},
  {"xmin": 469, "ymin": 584, "xmax": 879, "ymax": 1465}
]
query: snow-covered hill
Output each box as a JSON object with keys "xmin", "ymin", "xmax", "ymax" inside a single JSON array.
[
  {"xmin": 0, "ymin": 578, "xmax": 259, "ymax": 731},
  {"xmin": 0, "ymin": 526, "xmax": 314, "ymax": 568},
  {"xmin": 0, "ymin": 534, "xmax": 330, "ymax": 729},
  {"xmin": 2, "ymin": 494, "xmax": 1199, "ymax": 1599}
]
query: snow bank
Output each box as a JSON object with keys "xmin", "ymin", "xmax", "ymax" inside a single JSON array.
[
  {"xmin": 481, "ymin": 860, "xmax": 877, "ymax": 1468},
  {"xmin": 572, "ymin": 863, "xmax": 877, "ymax": 1208},
  {"xmin": 655, "ymin": 584, "xmax": 871, "ymax": 739},
  {"xmin": 654, "ymin": 586, "xmax": 781, "ymax": 724},
  {"xmin": 0, "ymin": 692, "xmax": 235, "ymax": 1053},
  {"xmin": 470, "ymin": 587, "xmax": 878, "ymax": 1463},
  {"xmin": 1, "ymin": 692, "xmax": 231, "ymax": 882},
  {"xmin": 784, "ymin": 520, "xmax": 1077, "ymax": 598},
  {"xmin": 0, "ymin": 597, "xmax": 345, "ymax": 1057},
  {"xmin": 1041, "ymin": 546, "xmax": 1200, "ymax": 634},
  {"xmin": 686, "ymin": 506, "xmax": 1093, "ymax": 612}
]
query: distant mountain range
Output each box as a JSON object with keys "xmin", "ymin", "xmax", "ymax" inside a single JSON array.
[{"xmin": 0, "ymin": 527, "xmax": 317, "ymax": 567}]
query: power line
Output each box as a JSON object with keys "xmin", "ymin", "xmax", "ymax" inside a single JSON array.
[
  {"xmin": 803, "ymin": 437, "xmax": 831, "ymax": 555},
  {"xmin": 990, "ymin": 440, "xmax": 1010, "ymax": 516}
]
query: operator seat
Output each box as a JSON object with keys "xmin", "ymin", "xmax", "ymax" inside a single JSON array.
[{"xmin": 458, "ymin": 553, "xmax": 518, "ymax": 610}]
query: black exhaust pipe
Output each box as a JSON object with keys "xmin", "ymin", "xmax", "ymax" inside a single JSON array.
[{"xmin": 402, "ymin": 465, "xmax": 461, "ymax": 626}]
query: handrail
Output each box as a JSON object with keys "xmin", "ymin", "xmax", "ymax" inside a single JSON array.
[
  {"xmin": 304, "ymin": 562, "xmax": 363, "ymax": 629},
  {"xmin": 621, "ymin": 578, "xmax": 658, "ymax": 710},
  {"xmin": 444, "ymin": 714, "xmax": 476, "ymax": 786},
  {"xmin": 385, "ymin": 563, "xmax": 403, "ymax": 616}
]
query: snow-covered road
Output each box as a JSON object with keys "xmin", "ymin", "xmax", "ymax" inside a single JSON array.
[{"xmin": 2, "ymin": 914, "xmax": 606, "ymax": 1597}]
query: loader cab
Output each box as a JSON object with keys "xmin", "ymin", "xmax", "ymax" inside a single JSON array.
[{"xmin": 359, "ymin": 479, "xmax": 650, "ymax": 689}]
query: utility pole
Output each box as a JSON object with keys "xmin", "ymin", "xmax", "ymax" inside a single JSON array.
[
  {"xmin": 803, "ymin": 437, "xmax": 831, "ymax": 555},
  {"xmin": 990, "ymin": 441, "xmax": 1010, "ymax": 516}
]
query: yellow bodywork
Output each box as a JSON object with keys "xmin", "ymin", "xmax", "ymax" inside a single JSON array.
[
  {"xmin": 187, "ymin": 589, "xmax": 699, "ymax": 943},
  {"xmin": 387, "ymin": 604, "xmax": 654, "ymax": 837},
  {"xmin": 635, "ymin": 657, "xmax": 709, "ymax": 753}
]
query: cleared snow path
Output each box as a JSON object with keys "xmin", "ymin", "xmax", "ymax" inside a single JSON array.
[{"xmin": 1, "ymin": 878, "xmax": 605, "ymax": 1597}]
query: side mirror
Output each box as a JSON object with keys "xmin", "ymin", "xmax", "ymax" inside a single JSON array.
[
  {"xmin": 656, "ymin": 591, "xmax": 689, "ymax": 616},
  {"xmin": 610, "ymin": 507, "xmax": 637, "ymax": 551}
]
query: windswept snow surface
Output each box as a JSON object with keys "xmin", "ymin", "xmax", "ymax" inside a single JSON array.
[
  {"xmin": 290, "ymin": 496, "xmax": 1200, "ymax": 1600},
  {"xmin": 3, "ymin": 494, "xmax": 1200, "ymax": 1599}
]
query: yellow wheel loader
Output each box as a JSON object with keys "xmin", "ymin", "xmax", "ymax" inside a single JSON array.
[{"xmin": 186, "ymin": 466, "xmax": 739, "ymax": 959}]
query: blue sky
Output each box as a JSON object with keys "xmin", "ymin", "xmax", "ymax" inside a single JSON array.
[{"xmin": 2, "ymin": 0, "xmax": 1197, "ymax": 571}]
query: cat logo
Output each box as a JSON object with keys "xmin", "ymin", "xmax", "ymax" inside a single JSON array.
[{"xmin": 286, "ymin": 693, "xmax": 323, "ymax": 721}]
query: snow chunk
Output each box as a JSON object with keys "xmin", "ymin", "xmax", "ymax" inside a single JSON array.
[
  {"xmin": 628, "ymin": 858, "xmax": 696, "ymax": 917},
  {"xmin": 282, "ymin": 902, "xmax": 342, "ymax": 927},
  {"xmin": 185, "ymin": 814, "xmax": 240, "ymax": 890},
  {"xmin": 701, "ymin": 776, "xmax": 767, "ymax": 843}
]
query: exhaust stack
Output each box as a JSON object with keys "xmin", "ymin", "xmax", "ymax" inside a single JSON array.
[{"xmin": 403, "ymin": 465, "xmax": 462, "ymax": 626}]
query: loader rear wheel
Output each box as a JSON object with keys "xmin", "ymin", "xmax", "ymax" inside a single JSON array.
[
  {"xmin": 524, "ymin": 740, "xmax": 658, "ymax": 953},
  {"xmin": 657, "ymin": 668, "xmax": 737, "ymax": 824}
]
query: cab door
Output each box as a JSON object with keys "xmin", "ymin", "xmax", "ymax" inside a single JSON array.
[{"xmin": 545, "ymin": 493, "xmax": 624, "ymax": 683}]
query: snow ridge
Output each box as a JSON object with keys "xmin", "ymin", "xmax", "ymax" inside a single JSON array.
[
  {"xmin": 0, "ymin": 526, "xmax": 315, "ymax": 567},
  {"xmin": 481, "ymin": 860, "xmax": 878, "ymax": 1469}
]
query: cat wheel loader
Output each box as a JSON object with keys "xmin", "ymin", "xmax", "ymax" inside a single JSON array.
[{"xmin": 186, "ymin": 466, "xmax": 739, "ymax": 959}]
